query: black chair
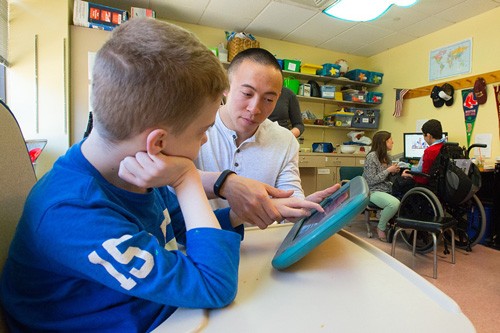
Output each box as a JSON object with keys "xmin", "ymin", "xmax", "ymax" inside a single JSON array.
[
  {"xmin": 391, "ymin": 216, "xmax": 457, "ymax": 279},
  {"xmin": 339, "ymin": 166, "xmax": 381, "ymax": 238}
]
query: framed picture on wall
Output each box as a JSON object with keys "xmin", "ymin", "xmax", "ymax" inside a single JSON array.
[{"xmin": 429, "ymin": 38, "xmax": 472, "ymax": 81}]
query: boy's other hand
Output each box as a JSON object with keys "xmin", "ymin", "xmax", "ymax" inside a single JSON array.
[{"xmin": 119, "ymin": 151, "xmax": 195, "ymax": 189}]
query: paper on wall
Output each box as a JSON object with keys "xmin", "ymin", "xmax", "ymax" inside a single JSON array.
[{"xmin": 474, "ymin": 133, "xmax": 492, "ymax": 158}]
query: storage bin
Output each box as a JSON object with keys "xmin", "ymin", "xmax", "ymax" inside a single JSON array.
[
  {"xmin": 368, "ymin": 71, "xmax": 384, "ymax": 84},
  {"xmin": 345, "ymin": 69, "xmax": 370, "ymax": 82},
  {"xmin": 366, "ymin": 91, "xmax": 383, "ymax": 104},
  {"xmin": 283, "ymin": 59, "xmax": 301, "ymax": 72},
  {"xmin": 350, "ymin": 108, "xmax": 380, "ymax": 129},
  {"xmin": 330, "ymin": 112, "xmax": 354, "ymax": 127},
  {"xmin": 317, "ymin": 63, "xmax": 341, "ymax": 77},
  {"xmin": 312, "ymin": 142, "xmax": 334, "ymax": 153},
  {"xmin": 320, "ymin": 85, "xmax": 336, "ymax": 99},
  {"xmin": 283, "ymin": 77, "xmax": 300, "ymax": 94},
  {"xmin": 300, "ymin": 63, "xmax": 322, "ymax": 75},
  {"xmin": 343, "ymin": 91, "xmax": 366, "ymax": 102},
  {"xmin": 299, "ymin": 84, "xmax": 311, "ymax": 97}
]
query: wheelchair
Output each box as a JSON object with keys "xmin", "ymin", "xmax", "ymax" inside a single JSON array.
[{"xmin": 396, "ymin": 142, "xmax": 487, "ymax": 254}]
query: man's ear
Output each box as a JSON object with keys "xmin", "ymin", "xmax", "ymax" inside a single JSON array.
[{"xmin": 146, "ymin": 129, "xmax": 169, "ymax": 156}]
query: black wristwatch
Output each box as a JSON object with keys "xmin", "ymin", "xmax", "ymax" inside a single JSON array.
[{"xmin": 213, "ymin": 170, "xmax": 236, "ymax": 200}]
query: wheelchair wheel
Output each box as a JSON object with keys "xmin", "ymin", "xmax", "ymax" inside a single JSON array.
[
  {"xmin": 397, "ymin": 187, "xmax": 444, "ymax": 254},
  {"xmin": 444, "ymin": 194, "xmax": 486, "ymax": 249}
]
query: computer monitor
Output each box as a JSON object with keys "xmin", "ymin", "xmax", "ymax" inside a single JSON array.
[{"xmin": 403, "ymin": 132, "xmax": 448, "ymax": 160}]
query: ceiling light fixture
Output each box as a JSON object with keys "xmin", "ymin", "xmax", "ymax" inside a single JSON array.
[{"xmin": 323, "ymin": 0, "xmax": 418, "ymax": 22}]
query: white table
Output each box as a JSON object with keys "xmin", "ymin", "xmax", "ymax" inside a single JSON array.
[{"xmin": 154, "ymin": 224, "xmax": 475, "ymax": 332}]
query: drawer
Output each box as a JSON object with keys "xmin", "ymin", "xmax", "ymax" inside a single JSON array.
[
  {"xmin": 299, "ymin": 155, "xmax": 326, "ymax": 167},
  {"xmin": 324, "ymin": 156, "xmax": 355, "ymax": 166},
  {"xmin": 355, "ymin": 158, "xmax": 366, "ymax": 166}
]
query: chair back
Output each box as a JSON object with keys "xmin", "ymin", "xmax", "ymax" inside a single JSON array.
[
  {"xmin": 0, "ymin": 100, "xmax": 37, "ymax": 330},
  {"xmin": 339, "ymin": 166, "xmax": 364, "ymax": 183}
]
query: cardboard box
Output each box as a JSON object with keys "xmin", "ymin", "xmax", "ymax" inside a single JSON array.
[
  {"xmin": 131, "ymin": 7, "xmax": 156, "ymax": 18},
  {"xmin": 73, "ymin": 0, "xmax": 128, "ymax": 31}
]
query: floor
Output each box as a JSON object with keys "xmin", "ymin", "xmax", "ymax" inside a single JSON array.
[{"xmin": 345, "ymin": 215, "xmax": 500, "ymax": 333}]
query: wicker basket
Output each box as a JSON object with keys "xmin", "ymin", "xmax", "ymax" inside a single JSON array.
[{"xmin": 227, "ymin": 37, "xmax": 260, "ymax": 61}]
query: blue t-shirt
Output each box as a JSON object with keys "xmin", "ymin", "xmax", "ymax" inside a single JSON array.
[{"xmin": 0, "ymin": 141, "xmax": 243, "ymax": 332}]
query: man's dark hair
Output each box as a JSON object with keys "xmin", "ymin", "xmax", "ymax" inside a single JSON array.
[
  {"xmin": 227, "ymin": 48, "xmax": 282, "ymax": 78},
  {"xmin": 421, "ymin": 119, "xmax": 442, "ymax": 139}
]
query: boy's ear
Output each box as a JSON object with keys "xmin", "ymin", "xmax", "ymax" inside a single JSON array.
[{"xmin": 146, "ymin": 129, "xmax": 169, "ymax": 156}]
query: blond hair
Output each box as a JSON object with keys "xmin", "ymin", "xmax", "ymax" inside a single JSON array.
[{"xmin": 91, "ymin": 18, "xmax": 228, "ymax": 140}]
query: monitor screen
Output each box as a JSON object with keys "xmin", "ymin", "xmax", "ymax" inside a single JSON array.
[{"xmin": 403, "ymin": 132, "xmax": 447, "ymax": 160}]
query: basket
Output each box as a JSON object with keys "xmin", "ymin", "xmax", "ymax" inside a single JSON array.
[{"xmin": 227, "ymin": 37, "xmax": 260, "ymax": 61}]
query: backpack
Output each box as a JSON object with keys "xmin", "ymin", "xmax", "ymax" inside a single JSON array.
[
  {"xmin": 442, "ymin": 162, "xmax": 473, "ymax": 205},
  {"xmin": 435, "ymin": 144, "xmax": 481, "ymax": 205}
]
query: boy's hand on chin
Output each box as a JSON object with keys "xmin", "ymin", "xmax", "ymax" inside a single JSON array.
[{"xmin": 118, "ymin": 151, "xmax": 196, "ymax": 189}]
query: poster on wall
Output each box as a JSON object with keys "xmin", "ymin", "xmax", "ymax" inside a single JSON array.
[
  {"xmin": 429, "ymin": 38, "xmax": 472, "ymax": 81},
  {"xmin": 461, "ymin": 88, "xmax": 479, "ymax": 147}
]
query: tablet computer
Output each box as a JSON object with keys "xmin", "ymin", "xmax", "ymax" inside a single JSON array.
[{"xmin": 272, "ymin": 176, "xmax": 369, "ymax": 270}]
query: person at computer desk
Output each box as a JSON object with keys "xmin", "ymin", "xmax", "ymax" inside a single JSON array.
[
  {"xmin": 363, "ymin": 131, "xmax": 411, "ymax": 242},
  {"xmin": 403, "ymin": 119, "xmax": 446, "ymax": 185},
  {"xmin": 268, "ymin": 86, "xmax": 304, "ymax": 138}
]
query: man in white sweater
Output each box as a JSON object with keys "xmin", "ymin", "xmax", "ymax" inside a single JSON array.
[{"xmin": 195, "ymin": 48, "xmax": 338, "ymax": 226}]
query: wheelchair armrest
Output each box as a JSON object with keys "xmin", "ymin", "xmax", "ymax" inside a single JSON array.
[{"xmin": 406, "ymin": 170, "xmax": 431, "ymax": 178}]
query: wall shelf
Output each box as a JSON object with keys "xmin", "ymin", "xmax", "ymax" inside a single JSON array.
[
  {"xmin": 404, "ymin": 69, "xmax": 500, "ymax": 99},
  {"xmin": 304, "ymin": 124, "xmax": 376, "ymax": 131},
  {"xmin": 297, "ymin": 95, "xmax": 379, "ymax": 107}
]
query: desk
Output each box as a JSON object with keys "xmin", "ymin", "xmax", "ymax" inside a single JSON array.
[{"xmin": 154, "ymin": 224, "xmax": 474, "ymax": 332}]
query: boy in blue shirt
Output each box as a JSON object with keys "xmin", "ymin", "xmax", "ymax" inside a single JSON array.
[{"xmin": 1, "ymin": 18, "xmax": 246, "ymax": 332}]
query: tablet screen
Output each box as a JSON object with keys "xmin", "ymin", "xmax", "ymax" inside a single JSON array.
[
  {"xmin": 295, "ymin": 191, "xmax": 350, "ymax": 239},
  {"xmin": 272, "ymin": 176, "xmax": 369, "ymax": 270}
]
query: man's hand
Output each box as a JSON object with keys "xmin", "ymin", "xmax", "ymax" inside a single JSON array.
[
  {"xmin": 270, "ymin": 197, "xmax": 325, "ymax": 223},
  {"xmin": 304, "ymin": 183, "xmax": 341, "ymax": 204},
  {"xmin": 223, "ymin": 175, "xmax": 294, "ymax": 229},
  {"xmin": 118, "ymin": 151, "xmax": 194, "ymax": 188}
]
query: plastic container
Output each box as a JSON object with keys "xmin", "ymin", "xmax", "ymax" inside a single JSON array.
[
  {"xmin": 299, "ymin": 83, "xmax": 311, "ymax": 97},
  {"xmin": 368, "ymin": 71, "xmax": 384, "ymax": 84},
  {"xmin": 283, "ymin": 59, "xmax": 301, "ymax": 72},
  {"xmin": 345, "ymin": 69, "xmax": 370, "ymax": 82},
  {"xmin": 283, "ymin": 77, "xmax": 300, "ymax": 94},
  {"xmin": 331, "ymin": 112, "xmax": 354, "ymax": 127},
  {"xmin": 317, "ymin": 63, "xmax": 341, "ymax": 77},
  {"xmin": 350, "ymin": 108, "xmax": 380, "ymax": 129},
  {"xmin": 343, "ymin": 91, "xmax": 366, "ymax": 102},
  {"xmin": 300, "ymin": 63, "xmax": 322, "ymax": 75},
  {"xmin": 320, "ymin": 85, "xmax": 336, "ymax": 99},
  {"xmin": 366, "ymin": 91, "xmax": 383, "ymax": 104},
  {"xmin": 312, "ymin": 142, "xmax": 334, "ymax": 153}
]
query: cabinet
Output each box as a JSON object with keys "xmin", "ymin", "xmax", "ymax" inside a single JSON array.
[{"xmin": 298, "ymin": 153, "xmax": 366, "ymax": 195}]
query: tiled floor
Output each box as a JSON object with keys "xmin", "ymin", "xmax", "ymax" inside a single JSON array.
[{"xmin": 345, "ymin": 215, "xmax": 500, "ymax": 333}]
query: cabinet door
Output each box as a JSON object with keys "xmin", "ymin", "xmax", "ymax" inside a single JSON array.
[
  {"xmin": 316, "ymin": 167, "xmax": 337, "ymax": 191},
  {"xmin": 299, "ymin": 167, "xmax": 317, "ymax": 196}
]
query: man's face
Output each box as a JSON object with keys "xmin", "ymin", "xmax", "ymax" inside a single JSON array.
[{"xmin": 222, "ymin": 60, "xmax": 282, "ymax": 139}]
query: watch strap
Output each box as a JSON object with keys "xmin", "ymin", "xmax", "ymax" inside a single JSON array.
[{"xmin": 213, "ymin": 170, "xmax": 236, "ymax": 200}]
